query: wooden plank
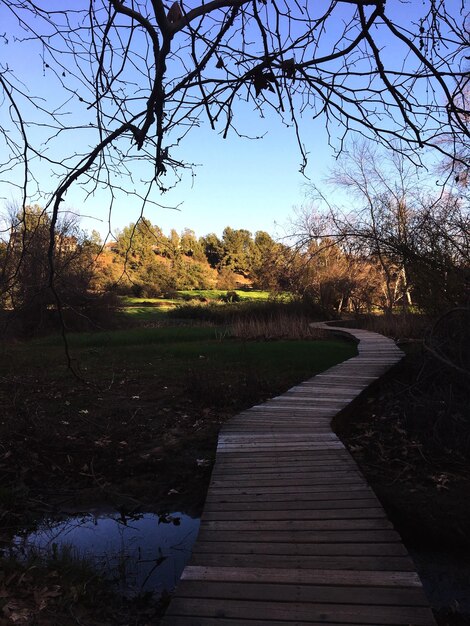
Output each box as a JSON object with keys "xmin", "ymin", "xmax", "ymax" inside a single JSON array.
[
  {"xmin": 192, "ymin": 541, "xmax": 407, "ymax": 557},
  {"xmin": 211, "ymin": 466, "xmax": 356, "ymax": 475},
  {"xmin": 181, "ymin": 566, "xmax": 423, "ymax": 587},
  {"xmin": 211, "ymin": 464, "xmax": 356, "ymax": 473},
  {"xmin": 212, "ymin": 463, "xmax": 354, "ymax": 472},
  {"xmin": 209, "ymin": 476, "xmax": 365, "ymax": 488},
  {"xmin": 213, "ymin": 454, "xmax": 354, "ymax": 464},
  {"xmin": 215, "ymin": 449, "xmax": 348, "ymax": 456},
  {"xmin": 217, "ymin": 441, "xmax": 344, "ymax": 452},
  {"xmin": 227, "ymin": 422, "xmax": 337, "ymax": 427},
  {"xmin": 218, "ymin": 434, "xmax": 339, "ymax": 443},
  {"xmin": 263, "ymin": 400, "xmax": 346, "ymax": 407},
  {"xmin": 199, "ymin": 519, "xmax": 393, "ymax": 531},
  {"xmin": 162, "ymin": 618, "xmax": 410, "ymax": 626},
  {"xmin": 201, "ymin": 507, "xmax": 387, "ymax": 520},
  {"xmin": 162, "ymin": 324, "xmax": 436, "ymax": 625},
  {"xmin": 174, "ymin": 580, "xmax": 428, "ymax": 606},
  {"xmin": 214, "ymin": 455, "xmax": 355, "ymax": 464},
  {"xmin": 220, "ymin": 423, "xmax": 334, "ymax": 428},
  {"xmin": 212, "ymin": 468, "xmax": 359, "ymax": 477},
  {"xmin": 164, "ymin": 597, "xmax": 434, "ymax": 624},
  {"xmin": 204, "ymin": 490, "xmax": 376, "ymax": 503},
  {"xmin": 209, "ymin": 476, "xmax": 363, "ymax": 487},
  {"xmin": 195, "ymin": 529, "xmax": 402, "ymax": 543},
  {"xmin": 203, "ymin": 499, "xmax": 381, "ymax": 512},
  {"xmin": 217, "ymin": 433, "xmax": 343, "ymax": 440},
  {"xmin": 248, "ymin": 407, "xmax": 338, "ymax": 414},
  {"xmin": 190, "ymin": 554, "xmax": 416, "ymax": 571},
  {"xmin": 207, "ymin": 484, "xmax": 371, "ymax": 495},
  {"xmin": 211, "ymin": 464, "xmax": 358, "ymax": 475}
]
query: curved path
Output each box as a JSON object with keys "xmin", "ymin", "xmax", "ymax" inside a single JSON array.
[{"xmin": 162, "ymin": 324, "xmax": 436, "ymax": 625}]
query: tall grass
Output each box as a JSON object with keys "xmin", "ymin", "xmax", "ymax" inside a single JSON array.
[
  {"xmin": 328, "ymin": 313, "xmax": 430, "ymax": 340},
  {"xmin": 167, "ymin": 299, "xmax": 328, "ymax": 326},
  {"xmin": 231, "ymin": 312, "xmax": 326, "ymax": 340}
]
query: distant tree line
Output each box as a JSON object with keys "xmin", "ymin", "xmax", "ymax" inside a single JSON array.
[
  {"xmin": 0, "ymin": 207, "xmax": 293, "ymax": 334},
  {"xmin": 93, "ymin": 221, "xmax": 289, "ymax": 297},
  {"xmin": 1, "ymin": 145, "xmax": 468, "ymax": 337}
]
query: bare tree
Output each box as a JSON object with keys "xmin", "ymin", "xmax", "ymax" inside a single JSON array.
[
  {"xmin": 1, "ymin": 0, "xmax": 469, "ymax": 222},
  {"xmin": 0, "ymin": 204, "xmax": 107, "ymax": 336},
  {"xmin": 294, "ymin": 141, "xmax": 470, "ymax": 313},
  {"xmin": 440, "ymin": 78, "xmax": 470, "ymax": 186}
]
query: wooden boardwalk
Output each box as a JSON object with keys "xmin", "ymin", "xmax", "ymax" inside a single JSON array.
[{"xmin": 162, "ymin": 324, "xmax": 436, "ymax": 625}]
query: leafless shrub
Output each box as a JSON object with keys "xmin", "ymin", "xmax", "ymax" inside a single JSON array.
[{"xmin": 350, "ymin": 313, "xmax": 430, "ymax": 341}]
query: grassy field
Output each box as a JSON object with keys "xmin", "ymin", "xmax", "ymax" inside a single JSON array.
[
  {"xmin": 118, "ymin": 291, "xmax": 294, "ymax": 324},
  {"xmin": 178, "ymin": 289, "xmax": 272, "ymax": 301},
  {"xmin": 1, "ymin": 326, "xmax": 356, "ymax": 502},
  {"xmin": 118, "ymin": 290, "xmax": 273, "ymax": 322},
  {"xmin": 120, "ymin": 289, "xmax": 272, "ymax": 306},
  {"xmin": 10, "ymin": 325, "xmax": 355, "ymax": 388},
  {"xmin": 116, "ymin": 306, "xmax": 170, "ymax": 321}
]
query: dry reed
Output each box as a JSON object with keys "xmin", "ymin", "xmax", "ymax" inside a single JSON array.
[{"xmin": 231, "ymin": 313, "xmax": 326, "ymax": 340}]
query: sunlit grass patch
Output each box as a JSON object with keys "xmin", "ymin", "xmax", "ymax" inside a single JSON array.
[{"xmin": 177, "ymin": 289, "xmax": 271, "ymax": 301}]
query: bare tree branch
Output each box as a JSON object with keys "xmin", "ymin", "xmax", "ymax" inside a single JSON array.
[{"xmin": 0, "ymin": 0, "xmax": 468, "ymax": 305}]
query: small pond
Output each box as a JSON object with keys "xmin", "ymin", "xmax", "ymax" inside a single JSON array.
[
  {"xmin": 9, "ymin": 512, "xmax": 470, "ymax": 616},
  {"xmin": 12, "ymin": 510, "xmax": 200, "ymax": 598}
]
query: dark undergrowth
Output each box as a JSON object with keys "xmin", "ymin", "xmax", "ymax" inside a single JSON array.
[{"xmin": 333, "ymin": 312, "xmax": 470, "ymax": 625}]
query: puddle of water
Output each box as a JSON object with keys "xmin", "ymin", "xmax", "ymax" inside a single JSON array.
[{"xmin": 12, "ymin": 511, "xmax": 200, "ymax": 598}]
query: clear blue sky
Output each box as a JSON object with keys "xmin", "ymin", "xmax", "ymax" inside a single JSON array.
[
  {"xmin": 56, "ymin": 108, "xmax": 330, "ymax": 240},
  {"xmin": 0, "ymin": 1, "xmax": 462, "ymax": 240}
]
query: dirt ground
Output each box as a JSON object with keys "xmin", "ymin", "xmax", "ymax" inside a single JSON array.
[{"xmin": 0, "ymin": 369, "xmax": 240, "ymax": 537}]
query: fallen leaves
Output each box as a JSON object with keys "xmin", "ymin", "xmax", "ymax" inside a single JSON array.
[{"xmin": 1, "ymin": 569, "xmax": 63, "ymax": 624}]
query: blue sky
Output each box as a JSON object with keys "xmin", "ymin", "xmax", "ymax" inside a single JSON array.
[
  {"xmin": 40, "ymin": 105, "xmax": 330, "ymax": 240},
  {"xmin": 0, "ymin": 2, "xmax": 332, "ymax": 239},
  {"xmin": 0, "ymin": 1, "xmax": 463, "ymax": 240}
]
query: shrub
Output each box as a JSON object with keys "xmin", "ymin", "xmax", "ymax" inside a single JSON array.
[
  {"xmin": 221, "ymin": 290, "xmax": 241, "ymax": 303},
  {"xmin": 333, "ymin": 313, "xmax": 430, "ymax": 341}
]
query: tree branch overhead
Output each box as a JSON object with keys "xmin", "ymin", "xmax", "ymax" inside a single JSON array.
[{"xmin": 0, "ymin": 0, "xmax": 468, "ymax": 218}]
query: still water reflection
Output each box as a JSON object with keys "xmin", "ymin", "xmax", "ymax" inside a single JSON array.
[{"xmin": 13, "ymin": 511, "xmax": 200, "ymax": 597}]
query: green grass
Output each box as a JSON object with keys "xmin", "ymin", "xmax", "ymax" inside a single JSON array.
[
  {"xmin": 4, "ymin": 325, "xmax": 356, "ymax": 388},
  {"xmin": 30, "ymin": 325, "xmax": 219, "ymax": 348},
  {"xmin": 177, "ymin": 289, "xmax": 272, "ymax": 301},
  {"xmin": 117, "ymin": 291, "xmax": 278, "ymax": 323},
  {"xmin": 121, "ymin": 290, "xmax": 272, "ymax": 306},
  {"xmin": 119, "ymin": 296, "xmax": 178, "ymax": 306},
  {"xmin": 117, "ymin": 306, "xmax": 171, "ymax": 320}
]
